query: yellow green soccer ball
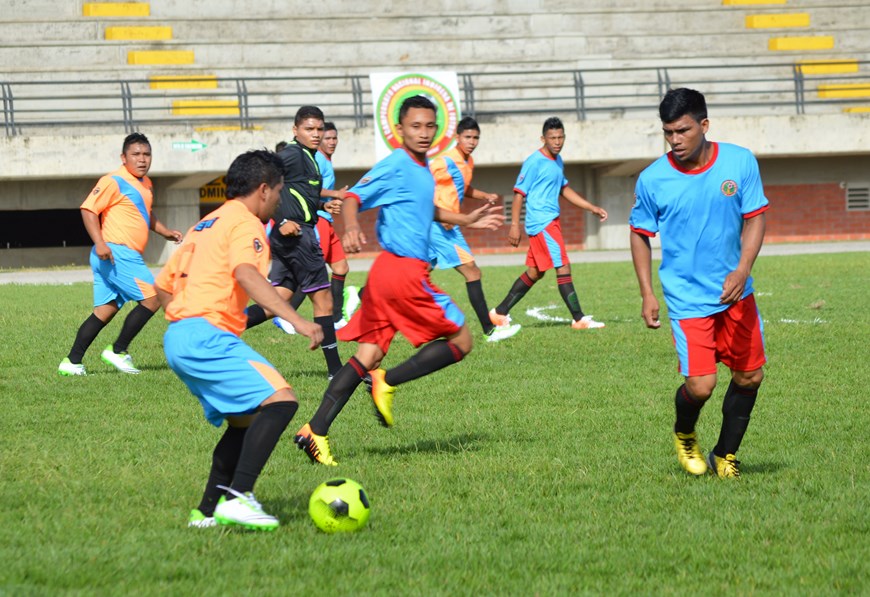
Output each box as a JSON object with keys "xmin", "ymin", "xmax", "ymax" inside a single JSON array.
[{"xmin": 308, "ymin": 478, "xmax": 371, "ymax": 533}]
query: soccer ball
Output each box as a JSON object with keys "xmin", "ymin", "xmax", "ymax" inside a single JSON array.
[{"xmin": 308, "ymin": 478, "xmax": 371, "ymax": 533}]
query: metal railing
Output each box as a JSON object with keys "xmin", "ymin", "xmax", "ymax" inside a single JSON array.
[{"xmin": 1, "ymin": 61, "xmax": 867, "ymax": 137}]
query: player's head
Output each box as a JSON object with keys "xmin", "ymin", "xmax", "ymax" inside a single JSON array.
[
  {"xmin": 225, "ymin": 150, "xmax": 285, "ymax": 222},
  {"xmin": 293, "ymin": 105, "xmax": 325, "ymax": 150},
  {"xmin": 455, "ymin": 116, "xmax": 481, "ymax": 156},
  {"xmin": 397, "ymin": 96, "xmax": 437, "ymax": 158},
  {"xmin": 540, "ymin": 117, "xmax": 565, "ymax": 157},
  {"xmin": 320, "ymin": 121, "xmax": 338, "ymax": 157},
  {"xmin": 275, "ymin": 141, "xmax": 288, "ymax": 152},
  {"xmin": 659, "ymin": 88, "xmax": 710, "ymax": 165},
  {"xmin": 120, "ymin": 132, "xmax": 152, "ymax": 178}
]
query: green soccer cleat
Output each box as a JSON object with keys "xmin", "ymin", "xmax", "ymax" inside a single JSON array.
[
  {"xmin": 58, "ymin": 358, "xmax": 87, "ymax": 376},
  {"xmin": 294, "ymin": 423, "xmax": 338, "ymax": 466},
  {"xmin": 486, "ymin": 323, "xmax": 522, "ymax": 343},
  {"xmin": 100, "ymin": 345, "xmax": 141, "ymax": 374},
  {"xmin": 707, "ymin": 451, "xmax": 741, "ymax": 478},
  {"xmin": 369, "ymin": 368, "xmax": 396, "ymax": 428},
  {"xmin": 187, "ymin": 508, "xmax": 216, "ymax": 528},
  {"xmin": 213, "ymin": 488, "xmax": 279, "ymax": 531},
  {"xmin": 673, "ymin": 431, "xmax": 708, "ymax": 476},
  {"xmin": 342, "ymin": 285, "xmax": 361, "ymax": 320}
]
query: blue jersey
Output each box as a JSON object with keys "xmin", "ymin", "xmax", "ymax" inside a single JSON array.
[
  {"xmin": 513, "ymin": 149, "xmax": 568, "ymax": 236},
  {"xmin": 630, "ymin": 142, "xmax": 769, "ymax": 319},
  {"xmin": 315, "ymin": 150, "xmax": 335, "ymax": 223},
  {"xmin": 348, "ymin": 148, "xmax": 435, "ymax": 262}
]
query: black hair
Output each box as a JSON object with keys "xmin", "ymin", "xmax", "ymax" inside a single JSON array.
[
  {"xmin": 294, "ymin": 105, "xmax": 325, "ymax": 126},
  {"xmin": 323, "ymin": 121, "xmax": 337, "ymax": 133},
  {"xmin": 542, "ymin": 117, "xmax": 563, "ymax": 136},
  {"xmin": 225, "ymin": 150, "xmax": 284, "ymax": 199},
  {"xmin": 122, "ymin": 132, "xmax": 150, "ymax": 153},
  {"xmin": 398, "ymin": 95, "xmax": 437, "ymax": 124},
  {"xmin": 457, "ymin": 116, "xmax": 480, "ymax": 135},
  {"xmin": 659, "ymin": 88, "xmax": 708, "ymax": 124},
  {"xmin": 275, "ymin": 141, "xmax": 288, "ymax": 152}
]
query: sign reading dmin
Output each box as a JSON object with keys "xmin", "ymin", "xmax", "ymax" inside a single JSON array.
[{"xmin": 200, "ymin": 176, "xmax": 227, "ymax": 204}]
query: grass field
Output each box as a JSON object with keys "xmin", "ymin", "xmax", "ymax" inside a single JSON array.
[{"xmin": 1, "ymin": 252, "xmax": 868, "ymax": 595}]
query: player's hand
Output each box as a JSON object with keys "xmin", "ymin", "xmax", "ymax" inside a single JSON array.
[
  {"xmin": 294, "ymin": 320, "xmax": 324, "ymax": 350},
  {"xmin": 508, "ymin": 223, "xmax": 522, "ymax": 247},
  {"xmin": 95, "ymin": 241, "xmax": 114, "ymax": 264},
  {"xmin": 720, "ymin": 269, "xmax": 748, "ymax": 305},
  {"xmin": 165, "ymin": 229, "xmax": 183, "ymax": 244},
  {"xmin": 279, "ymin": 220, "xmax": 302, "ymax": 237},
  {"xmin": 594, "ymin": 207, "xmax": 608, "ymax": 222},
  {"xmin": 342, "ymin": 225, "xmax": 367, "ymax": 253},
  {"xmin": 325, "ymin": 199, "xmax": 342, "ymax": 215},
  {"xmin": 466, "ymin": 203, "xmax": 504, "ymax": 230},
  {"xmin": 486, "ymin": 193, "xmax": 501, "ymax": 205},
  {"xmin": 641, "ymin": 294, "xmax": 661, "ymax": 329}
]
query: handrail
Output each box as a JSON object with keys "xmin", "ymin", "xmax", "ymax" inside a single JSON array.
[{"xmin": 1, "ymin": 61, "xmax": 867, "ymax": 137}]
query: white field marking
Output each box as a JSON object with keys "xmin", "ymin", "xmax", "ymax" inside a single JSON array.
[
  {"xmin": 525, "ymin": 305, "xmax": 571, "ymax": 323},
  {"xmin": 776, "ymin": 318, "xmax": 828, "ymax": 324},
  {"xmin": 756, "ymin": 292, "xmax": 773, "ymax": 296}
]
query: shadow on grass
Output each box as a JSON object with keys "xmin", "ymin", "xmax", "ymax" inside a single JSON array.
[
  {"xmin": 741, "ymin": 459, "xmax": 788, "ymax": 475},
  {"xmin": 364, "ymin": 432, "xmax": 490, "ymax": 457}
]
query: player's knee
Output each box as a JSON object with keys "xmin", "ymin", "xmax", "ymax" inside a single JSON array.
[
  {"xmin": 331, "ymin": 261, "xmax": 349, "ymax": 276},
  {"xmin": 733, "ymin": 368, "xmax": 764, "ymax": 389},
  {"xmin": 462, "ymin": 264, "xmax": 481, "ymax": 281},
  {"xmin": 140, "ymin": 295, "xmax": 160, "ymax": 312},
  {"xmin": 685, "ymin": 378, "xmax": 716, "ymax": 401}
]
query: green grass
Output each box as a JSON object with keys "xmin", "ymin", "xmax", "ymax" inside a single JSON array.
[{"xmin": 1, "ymin": 252, "xmax": 868, "ymax": 595}]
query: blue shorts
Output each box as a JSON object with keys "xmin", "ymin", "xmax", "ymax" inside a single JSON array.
[
  {"xmin": 91, "ymin": 243, "xmax": 155, "ymax": 308},
  {"xmin": 428, "ymin": 222, "xmax": 474, "ymax": 270},
  {"xmin": 164, "ymin": 318, "xmax": 291, "ymax": 427}
]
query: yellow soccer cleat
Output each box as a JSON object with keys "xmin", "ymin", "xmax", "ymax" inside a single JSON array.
[
  {"xmin": 707, "ymin": 451, "xmax": 741, "ymax": 478},
  {"xmin": 294, "ymin": 423, "xmax": 338, "ymax": 466},
  {"xmin": 673, "ymin": 431, "xmax": 708, "ymax": 476},
  {"xmin": 369, "ymin": 368, "xmax": 396, "ymax": 428}
]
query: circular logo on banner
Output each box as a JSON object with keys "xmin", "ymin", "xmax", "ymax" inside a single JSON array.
[
  {"xmin": 376, "ymin": 73, "xmax": 459, "ymax": 158},
  {"xmin": 721, "ymin": 180, "xmax": 738, "ymax": 197}
]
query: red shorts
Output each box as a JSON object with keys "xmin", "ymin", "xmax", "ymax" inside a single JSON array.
[
  {"xmin": 316, "ymin": 217, "xmax": 345, "ymax": 265},
  {"xmin": 526, "ymin": 218, "xmax": 568, "ymax": 272},
  {"xmin": 337, "ymin": 252, "xmax": 464, "ymax": 353},
  {"xmin": 670, "ymin": 294, "xmax": 767, "ymax": 377}
]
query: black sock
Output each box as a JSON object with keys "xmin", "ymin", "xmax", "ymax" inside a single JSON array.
[
  {"xmin": 68, "ymin": 313, "xmax": 108, "ymax": 363},
  {"xmin": 331, "ymin": 274, "xmax": 346, "ymax": 322},
  {"xmin": 385, "ymin": 340, "xmax": 465, "ymax": 386},
  {"xmin": 198, "ymin": 425, "xmax": 246, "ymax": 516},
  {"xmin": 309, "ymin": 357, "xmax": 367, "ymax": 435},
  {"xmin": 674, "ymin": 384, "xmax": 705, "ymax": 434},
  {"xmin": 315, "ymin": 315, "xmax": 343, "ymax": 377},
  {"xmin": 714, "ymin": 381, "xmax": 759, "ymax": 457},
  {"xmin": 466, "ymin": 279, "xmax": 494, "ymax": 334},
  {"xmin": 229, "ymin": 401, "xmax": 298, "ymax": 496},
  {"xmin": 557, "ymin": 274, "xmax": 585, "ymax": 321},
  {"xmin": 245, "ymin": 304, "xmax": 268, "ymax": 329},
  {"xmin": 495, "ymin": 273, "xmax": 535, "ymax": 315},
  {"xmin": 289, "ymin": 292, "xmax": 305, "ymax": 311},
  {"xmin": 112, "ymin": 304, "xmax": 155, "ymax": 354}
]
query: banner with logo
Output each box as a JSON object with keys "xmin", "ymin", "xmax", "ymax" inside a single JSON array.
[{"xmin": 369, "ymin": 71, "xmax": 461, "ymax": 161}]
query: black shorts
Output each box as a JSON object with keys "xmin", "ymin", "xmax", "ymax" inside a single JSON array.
[{"xmin": 269, "ymin": 225, "xmax": 330, "ymax": 294}]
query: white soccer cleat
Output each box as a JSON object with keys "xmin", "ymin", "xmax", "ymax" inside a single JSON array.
[
  {"xmin": 214, "ymin": 487, "xmax": 279, "ymax": 531},
  {"xmin": 489, "ymin": 308, "xmax": 512, "ymax": 328},
  {"xmin": 343, "ymin": 285, "xmax": 361, "ymax": 320},
  {"xmin": 571, "ymin": 315, "xmax": 605, "ymax": 330},
  {"xmin": 486, "ymin": 323, "xmax": 522, "ymax": 343},
  {"xmin": 100, "ymin": 346, "xmax": 141, "ymax": 374},
  {"xmin": 58, "ymin": 358, "xmax": 87, "ymax": 376},
  {"xmin": 187, "ymin": 509, "xmax": 217, "ymax": 528},
  {"xmin": 273, "ymin": 317, "xmax": 296, "ymax": 334}
]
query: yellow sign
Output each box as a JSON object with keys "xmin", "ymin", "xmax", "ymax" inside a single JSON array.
[{"xmin": 200, "ymin": 176, "xmax": 226, "ymax": 204}]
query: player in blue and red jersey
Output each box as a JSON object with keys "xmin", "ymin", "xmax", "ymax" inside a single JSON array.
[
  {"xmin": 293, "ymin": 96, "xmax": 503, "ymax": 466},
  {"xmin": 630, "ymin": 88, "xmax": 768, "ymax": 479},
  {"xmin": 429, "ymin": 116, "xmax": 520, "ymax": 343},
  {"xmin": 491, "ymin": 117, "xmax": 609, "ymax": 330},
  {"xmin": 58, "ymin": 133, "xmax": 183, "ymax": 377}
]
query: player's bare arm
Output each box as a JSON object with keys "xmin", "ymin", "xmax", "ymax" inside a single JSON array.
[
  {"xmin": 508, "ymin": 192, "xmax": 524, "ymax": 247},
  {"xmin": 340, "ymin": 197, "xmax": 366, "ymax": 253},
  {"xmin": 234, "ymin": 263, "xmax": 323, "ymax": 350},
  {"xmin": 81, "ymin": 208, "xmax": 113, "ymax": 263},
  {"xmin": 435, "ymin": 203, "xmax": 504, "ymax": 230},
  {"xmin": 721, "ymin": 212, "xmax": 766, "ymax": 304},
  {"xmin": 151, "ymin": 217, "xmax": 183, "ymax": 243},
  {"xmin": 467, "ymin": 186, "xmax": 500, "ymax": 205},
  {"xmin": 630, "ymin": 231, "xmax": 661, "ymax": 329},
  {"xmin": 321, "ymin": 185, "xmax": 348, "ymax": 202},
  {"xmin": 560, "ymin": 186, "xmax": 608, "ymax": 221}
]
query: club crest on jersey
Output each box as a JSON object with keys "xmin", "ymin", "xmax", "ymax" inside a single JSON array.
[
  {"xmin": 253, "ymin": 238, "xmax": 263, "ymax": 253},
  {"xmin": 721, "ymin": 180, "xmax": 738, "ymax": 197}
]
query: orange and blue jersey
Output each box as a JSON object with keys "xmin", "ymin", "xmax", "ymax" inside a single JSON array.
[
  {"xmin": 347, "ymin": 148, "xmax": 435, "ymax": 262},
  {"xmin": 630, "ymin": 142, "xmax": 769, "ymax": 319},
  {"xmin": 430, "ymin": 147, "xmax": 473, "ymax": 214},
  {"xmin": 156, "ymin": 200, "xmax": 270, "ymax": 337},
  {"xmin": 80, "ymin": 166, "xmax": 153, "ymax": 254},
  {"xmin": 513, "ymin": 149, "xmax": 569, "ymax": 236}
]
